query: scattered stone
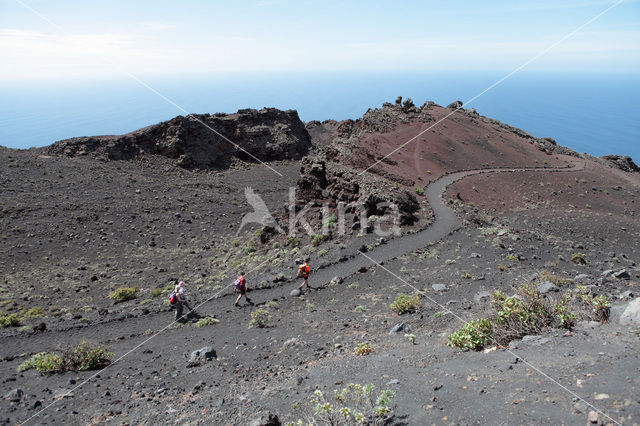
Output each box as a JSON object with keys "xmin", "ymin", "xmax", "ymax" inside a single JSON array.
[
  {"xmin": 587, "ymin": 410, "xmax": 599, "ymax": 424},
  {"xmin": 574, "ymin": 274, "xmax": 590, "ymax": 281},
  {"xmin": 538, "ymin": 281, "xmax": 559, "ymax": 294},
  {"xmin": 470, "ymin": 253, "xmax": 481, "ymax": 258},
  {"xmin": 188, "ymin": 346, "xmax": 216, "ymax": 366},
  {"xmin": 289, "ymin": 289, "xmax": 301, "ymax": 297},
  {"xmin": 4, "ymin": 389, "xmax": 23, "ymax": 402},
  {"xmin": 432, "ymin": 284, "xmax": 448, "ymax": 292},
  {"xmin": 386, "ymin": 379, "xmax": 400, "ymax": 386},
  {"xmin": 594, "ymin": 393, "xmax": 609, "ymax": 400},
  {"xmin": 619, "ymin": 297, "xmax": 640, "ymax": 325},
  {"xmin": 614, "ymin": 270, "xmax": 631, "ymax": 280},
  {"xmin": 357, "ymin": 266, "xmax": 368, "ymax": 273},
  {"xmin": 248, "ymin": 412, "xmax": 281, "ymax": 426},
  {"xmin": 601, "ymin": 269, "xmax": 614, "ymax": 277},
  {"xmin": 330, "ymin": 276, "xmax": 343, "ymax": 286},
  {"xmin": 389, "ymin": 322, "xmax": 407, "ymax": 335}
]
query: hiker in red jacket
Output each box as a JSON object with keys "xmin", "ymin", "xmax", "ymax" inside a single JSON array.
[
  {"xmin": 297, "ymin": 257, "xmax": 312, "ymax": 292},
  {"xmin": 234, "ymin": 272, "xmax": 252, "ymax": 307}
]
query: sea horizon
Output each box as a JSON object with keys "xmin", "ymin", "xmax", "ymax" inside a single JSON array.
[{"xmin": 1, "ymin": 70, "xmax": 639, "ymax": 161}]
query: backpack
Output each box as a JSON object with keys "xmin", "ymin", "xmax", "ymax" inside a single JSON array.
[
  {"xmin": 234, "ymin": 277, "xmax": 244, "ymax": 290},
  {"xmin": 169, "ymin": 292, "xmax": 176, "ymax": 304}
]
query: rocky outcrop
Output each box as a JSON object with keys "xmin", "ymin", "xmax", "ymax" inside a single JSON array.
[
  {"xmin": 601, "ymin": 155, "xmax": 640, "ymax": 173},
  {"xmin": 44, "ymin": 108, "xmax": 312, "ymax": 169},
  {"xmin": 290, "ymin": 155, "xmax": 419, "ymax": 226}
]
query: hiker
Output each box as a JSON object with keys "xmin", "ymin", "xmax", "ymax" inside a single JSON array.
[
  {"xmin": 174, "ymin": 281, "xmax": 193, "ymax": 322},
  {"xmin": 234, "ymin": 272, "xmax": 252, "ymax": 307},
  {"xmin": 297, "ymin": 257, "xmax": 311, "ymax": 291}
]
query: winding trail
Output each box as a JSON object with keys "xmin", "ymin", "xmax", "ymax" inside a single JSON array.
[{"xmin": 247, "ymin": 160, "xmax": 586, "ymax": 301}]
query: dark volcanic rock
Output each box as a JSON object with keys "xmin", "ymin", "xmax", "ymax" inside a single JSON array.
[
  {"xmin": 601, "ymin": 155, "xmax": 640, "ymax": 173},
  {"xmin": 44, "ymin": 108, "xmax": 312, "ymax": 169}
]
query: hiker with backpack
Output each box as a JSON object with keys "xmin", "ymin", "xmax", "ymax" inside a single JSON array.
[
  {"xmin": 297, "ymin": 257, "xmax": 311, "ymax": 292},
  {"xmin": 234, "ymin": 272, "xmax": 252, "ymax": 307},
  {"xmin": 172, "ymin": 281, "xmax": 193, "ymax": 322}
]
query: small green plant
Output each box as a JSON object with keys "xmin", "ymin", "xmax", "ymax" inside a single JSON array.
[
  {"xmin": 17, "ymin": 352, "xmax": 62, "ymax": 374},
  {"xmin": 354, "ymin": 305, "xmax": 367, "ymax": 313},
  {"xmin": 195, "ymin": 316, "xmax": 220, "ymax": 327},
  {"xmin": 265, "ymin": 300, "xmax": 279, "ymax": 309},
  {"xmin": 244, "ymin": 245, "xmax": 256, "ymax": 255},
  {"xmin": 324, "ymin": 214, "xmax": 338, "ymax": 228},
  {"xmin": 0, "ymin": 313, "xmax": 22, "ymax": 328},
  {"xmin": 497, "ymin": 264, "xmax": 507, "ymax": 271},
  {"xmin": 505, "ymin": 254, "xmax": 519, "ymax": 262},
  {"xmin": 306, "ymin": 302, "xmax": 316, "ymax": 313},
  {"xmin": 404, "ymin": 333, "xmax": 416, "ymax": 344},
  {"xmin": 433, "ymin": 311, "xmax": 443, "ymax": 319},
  {"xmin": 287, "ymin": 236, "xmax": 300, "ymax": 247},
  {"xmin": 18, "ymin": 325, "xmax": 34, "ymax": 333},
  {"xmin": 287, "ymin": 383, "xmax": 394, "ymax": 425},
  {"xmin": 22, "ymin": 307, "xmax": 45, "ymax": 319},
  {"xmin": 591, "ymin": 295, "xmax": 610, "ymax": 322},
  {"xmin": 354, "ymin": 342, "xmax": 373, "ymax": 356},
  {"xmin": 311, "ymin": 234, "xmax": 324, "ymax": 247},
  {"xmin": 317, "ymin": 248, "xmax": 328, "ymax": 257},
  {"xmin": 108, "ymin": 286, "xmax": 138, "ymax": 303},
  {"xmin": 414, "ymin": 187, "xmax": 424, "ymax": 196},
  {"xmin": 447, "ymin": 318, "xmax": 492, "ymax": 351},
  {"xmin": 149, "ymin": 288, "xmax": 163, "ymax": 298},
  {"xmin": 571, "ymin": 253, "xmax": 586, "ymax": 264},
  {"xmin": 390, "ymin": 293, "xmax": 421, "ymax": 315},
  {"xmin": 461, "ymin": 272, "xmax": 472, "ymax": 279},
  {"xmin": 249, "ymin": 308, "xmax": 270, "ymax": 328},
  {"xmin": 64, "ymin": 341, "xmax": 113, "ymax": 371}
]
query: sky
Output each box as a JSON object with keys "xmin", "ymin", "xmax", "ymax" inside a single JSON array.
[{"xmin": 0, "ymin": 0, "xmax": 639, "ymax": 81}]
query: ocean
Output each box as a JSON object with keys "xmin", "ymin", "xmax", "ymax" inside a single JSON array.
[{"xmin": 1, "ymin": 71, "xmax": 638, "ymax": 161}]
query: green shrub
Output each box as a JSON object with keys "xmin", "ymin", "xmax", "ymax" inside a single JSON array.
[
  {"xmin": 287, "ymin": 236, "xmax": 300, "ymax": 247},
  {"xmin": 461, "ymin": 272, "xmax": 472, "ymax": 279},
  {"xmin": 505, "ymin": 254, "xmax": 518, "ymax": 262},
  {"xmin": 447, "ymin": 318, "xmax": 492, "ymax": 351},
  {"xmin": 591, "ymin": 295, "xmax": 610, "ymax": 322},
  {"xmin": 317, "ymin": 249, "xmax": 328, "ymax": 257},
  {"xmin": 63, "ymin": 341, "xmax": 113, "ymax": 371},
  {"xmin": 23, "ymin": 307, "xmax": 45, "ymax": 319},
  {"xmin": 249, "ymin": 308, "xmax": 270, "ymax": 328},
  {"xmin": 354, "ymin": 305, "xmax": 367, "ymax": 313},
  {"xmin": 414, "ymin": 187, "xmax": 424, "ymax": 196},
  {"xmin": 354, "ymin": 342, "xmax": 373, "ymax": 356},
  {"xmin": 287, "ymin": 383, "xmax": 394, "ymax": 425},
  {"xmin": 390, "ymin": 293, "xmax": 421, "ymax": 315},
  {"xmin": 244, "ymin": 245, "xmax": 256, "ymax": 255},
  {"xmin": 324, "ymin": 214, "xmax": 338, "ymax": 228},
  {"xmin": 306, "ymin": 302, "xmax": 316, "ymax": 313},
  {"xmin": 108, "ymin": 286, "xmax": 138, "ymax": 303},
  {"xmin": 150, "ymin": 288, "xmax": 163, "ymax": 298},
  {"xmin": 265, "ymin": 301, "xmax": 279, "ymax": 309},
  {"xmin": 404, "ymin": 333, "xmax": 416, "ymax": 344},
  {"xmin": 311, "ymin": 234, "xmax": 324, "ymax": 247},
  {"xmin": 195, "ymin": 316, "xmax": 220, "ymax": 327},
  {"xmin": 18, "ymin": 352, "xmax": 62, "ymax": 374},
  {"xmin": 0, "ymin": 313, "xmax": 21, "ymax": 328}
]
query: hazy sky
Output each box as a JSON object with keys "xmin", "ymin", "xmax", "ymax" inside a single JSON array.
[{"xmin": 1, "ymin": 0, "xmax": 639, "ymax": 81}]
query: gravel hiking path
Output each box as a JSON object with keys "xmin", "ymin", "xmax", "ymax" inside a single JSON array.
[{"xmin": 220, "ymin": 160, "xmax": 587, "ymax": 305}]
